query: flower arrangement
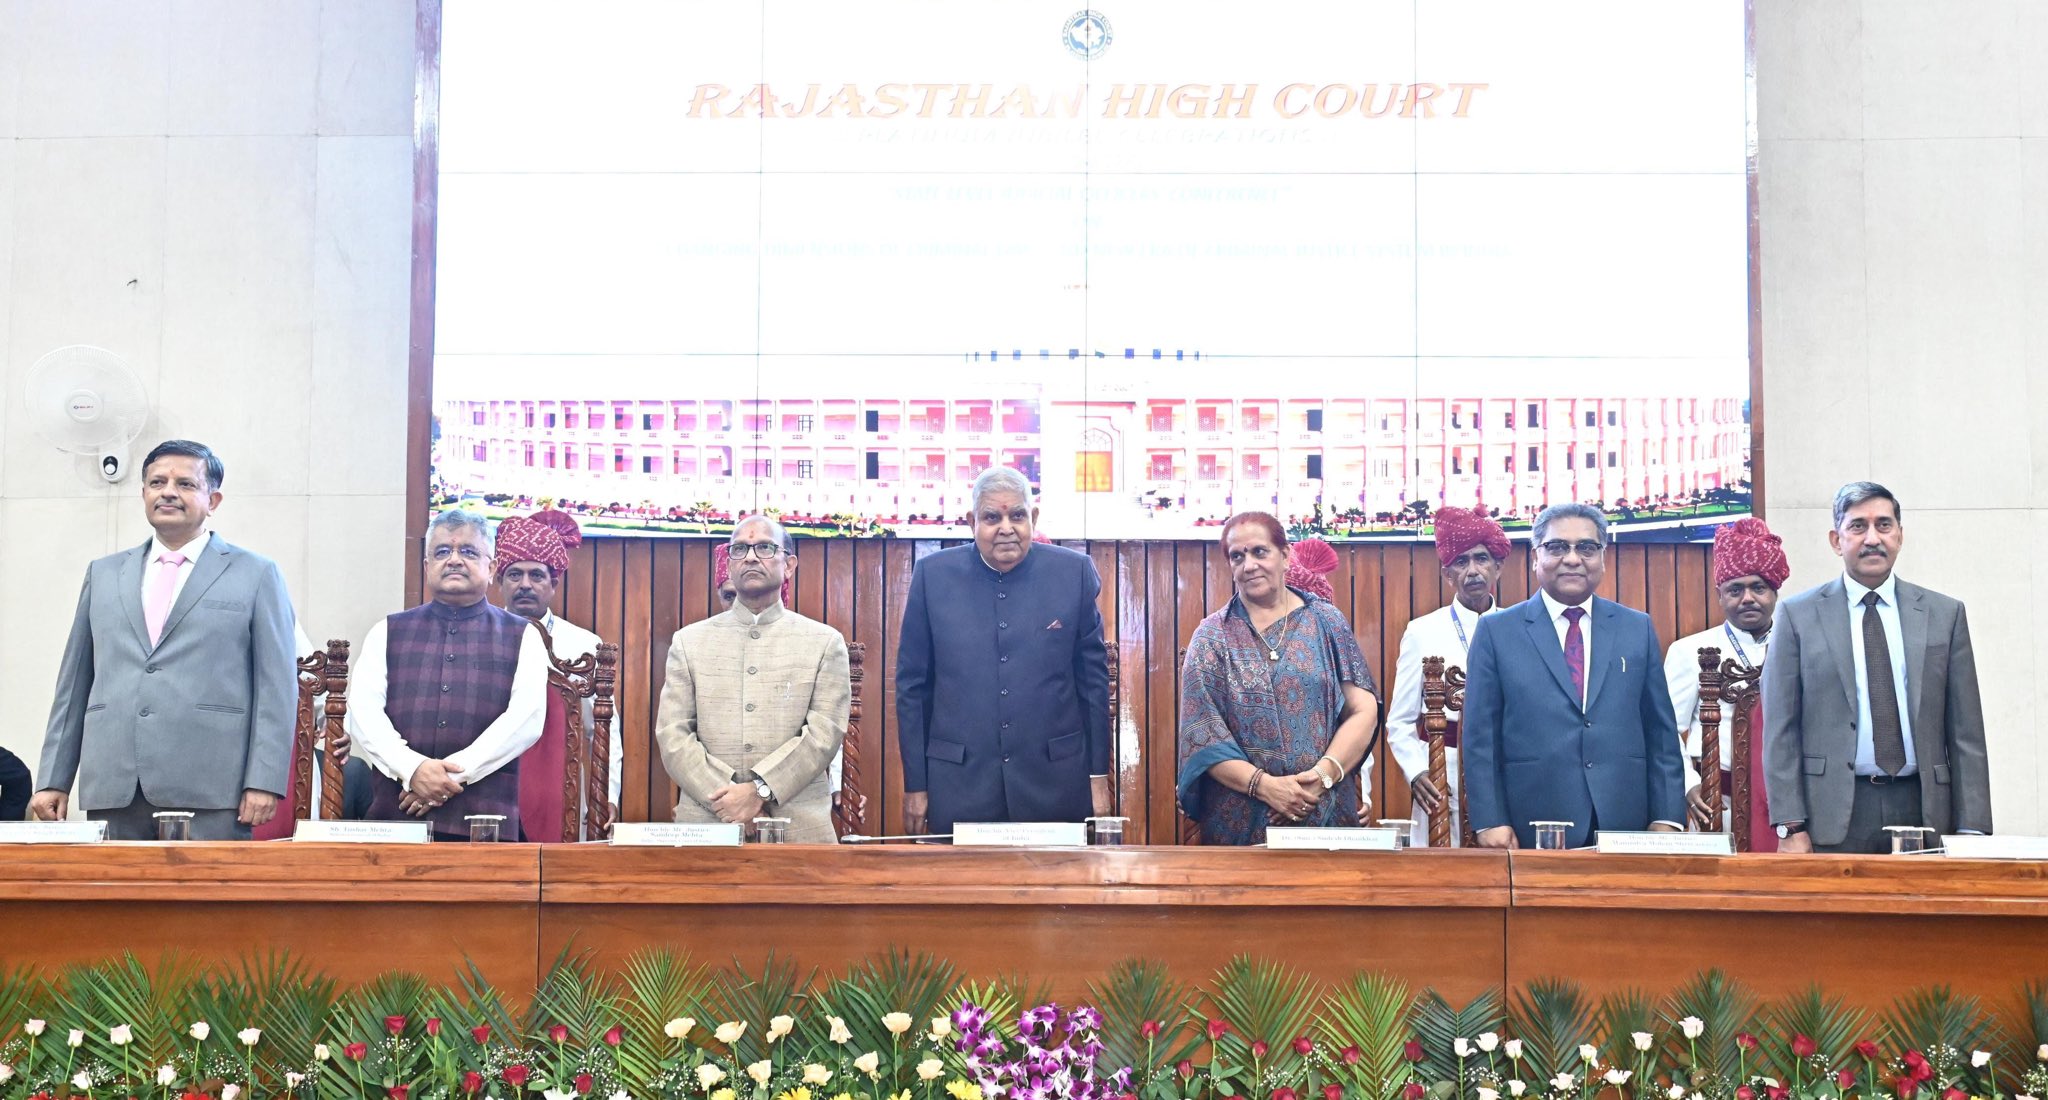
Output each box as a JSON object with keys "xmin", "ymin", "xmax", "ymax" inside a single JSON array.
[{"xmin": 4, "ymin": 956, "xmax": 2048, "ymax": 1100}]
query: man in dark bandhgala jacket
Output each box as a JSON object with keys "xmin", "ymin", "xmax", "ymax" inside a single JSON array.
[
  {"xmin": 0, "ymin": 746, "xmax": 31, "ymax": 822},
  {"xmin": 896, "ymin": 467, "xmax": 1112, "ymax": 835}
]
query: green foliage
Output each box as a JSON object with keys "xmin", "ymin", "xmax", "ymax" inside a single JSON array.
[
  {"xmin": 1410, "ymin": 988, "xmax": 1504, "ymax": 1085},
  {"xmin": 1884, "ymin": 986, "xmax": 2003, "ymax": 1062},
  {"xmin": 1510, "ymin": 977, "xmax": 1596, "ymax": 1084},
  {"xmin": 700, "ymin": 953, "xmax": 816, "ymax": 1063},
  {"xmin": 2019, "ymin": 981, "xmax": 2048, "ymax": 1061},
  {"xmin": 1192, "ymin": 955, "xmax": 1323, "ymax": 1093},
  {"xmin": 810, "ymin": 948, "xmax": 955, "ymax": 1067},
  {"xmin": 611, "ymin": 949, "xmax": 710, "ymax": 1088},
  {"xmin": 1318, "ymin": 972, "xmax": 1415, "ymax": 1100},
  {"xmin": 54, "ymin": 952, "xmax": 199, "ymax": 1069},
  {"xmin": 529, "ymin": 950, "xmax": 624, "ymax": 1050},
  {"xmin": 1088, "ymin": 959, "xmax": 1202, "ymax": 1080},
  {"xmin": 1596, "ymin": 988, "xmax": 1659, "ymax": 1068},
  {"xmin": 1663, "ymin": 968, "xmax": 1762, "ymax": 1081},
  {"xmin": 1765, "ymin": 985, "xmax": 1867, "ymax": 1076}
]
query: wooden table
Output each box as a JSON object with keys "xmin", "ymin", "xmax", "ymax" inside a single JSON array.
[{"xmin": 0, "ymin": 843, "xmax": 541, "ymax": 988}]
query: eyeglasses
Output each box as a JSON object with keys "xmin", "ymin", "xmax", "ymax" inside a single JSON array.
[
  {"xmin": 727, "ymin": 542, "xmax": 783, "ymax": 561},
  {"xmin": 1537, "ymin": 540, "xmax": 1605, "ymax": 559}
]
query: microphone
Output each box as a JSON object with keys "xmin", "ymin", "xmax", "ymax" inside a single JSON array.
[{"xmin": 841, "ymin": 832, "xmax": 954, "ymax": 843}]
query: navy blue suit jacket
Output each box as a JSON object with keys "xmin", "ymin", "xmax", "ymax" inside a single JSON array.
[
  {"xmin": 1462, "ymin": 593, "xmax": 1685, "ymax": 848},
  {"xmin": 895, "ymin": 543, "xmax": 1110, "ymax": 832}
]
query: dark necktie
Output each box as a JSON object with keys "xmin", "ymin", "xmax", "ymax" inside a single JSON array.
[
  {"xmin": 1562, "ymin": 606, "xmax": 1586, "ymax": 705},
  {"xmin": 1861, "ymin": 591, "xmax": 1907, "ymax": 776}
]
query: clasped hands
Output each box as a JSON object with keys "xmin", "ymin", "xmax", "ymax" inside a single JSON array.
[
  {"xmin": 399, "ymin": 759, "xmax": 466, "ymax": 816},
  {"xmin": 1262, "ymin": 767, "xmax": 1366, "ymax": 825}
]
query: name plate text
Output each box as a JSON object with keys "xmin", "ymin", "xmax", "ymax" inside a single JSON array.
[
  {"xmin": 0, "ymin": 821, "xmax": 107, "ymax": 844},
  {"xmin": 612, "ymin": 822, "xmax": 743, "ymax": 847},
  {"xmin": 292, "ymin": 820, "xmax": 432, "ymax": 844},
  {"xmin": 1943, "ymin": 834, "xmax": 2048, "ymax": 860},
  {"xmin": 1596, "ymin": 831, "xmax": 1733, "ymax": 855},
  {"xmin": 953, "ymin": 822, "xmax": 1088, "ymax": 847},
  {"xmin": 1267, "ymin": 826, "xmax": 1400, "ymax": 851}
]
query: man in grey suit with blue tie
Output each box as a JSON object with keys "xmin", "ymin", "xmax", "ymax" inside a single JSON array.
[
  {"xmin": 1462, "ymin": 501, "xmax": 1686, "ymax": 848},
  {"xmin": 1762, "ymin": 482, "xmax": 1990, "ymax": 853},
  {"xmin": 30, "ymin": 440, "xmax": 298, "ymax": 840}
]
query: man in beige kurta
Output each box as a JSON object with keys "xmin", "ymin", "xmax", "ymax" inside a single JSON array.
[{"xmin": 654, "ymin": 516, "xmax": 849, "ymax": 843}]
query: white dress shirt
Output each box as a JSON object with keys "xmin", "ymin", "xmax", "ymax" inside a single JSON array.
[
  {"xmin": 142, "ymin": 530, "xmax": 212, "ymax": 605},
  {"xmin": 1845, "ymin": 572, "xmax": 1916, "ymax": 776},
  {"xmin": 1386, "ymin": 597, "xmax": 1500, "ymax": 847},
  {"xmin": 347, "ymin": 613, "xmax": 549, "ymax": 789},
  {"xmin": 540, "ymin": 611, "xmax": 623, "ymax": 806},
  {"xmin": 1537, "ymin": 589, "xmax": 1593, "ymax": 706},
  {"xmin": 1663, "ymin": 622, "xmax": 1769, "ymax": 775}
]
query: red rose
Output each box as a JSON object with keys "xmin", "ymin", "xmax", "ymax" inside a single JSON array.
[
  {"xmin": 385, "ymin": 1015, "xmax": 407, "ymax": 1036},
  {"xmin": 390, "ymin": 1087, "xmax": 411, "ymax": 1100},
  {"xmin": 548, "ymin": 1025, "xmax": 569, "ymax": 1044},
  {"xmin": 425, "ymin": 1019, "xmax": 442, "ymax": 1038},
  {"xmin": 1404, "ymin": 1040, "xmax": 1425, "ymax": 1064},
  {"xmin": 181, "ymin": 1093, "xmax": 208, "ymax": 1100},
  {"xmin": 1856, "ymin": 1042, "xmax": 1881, "ymax": 1060},
  {"xmin": 503, "ymin": 1065, "xmax": 530, "ymax": 1088},
  {"xmin": 344, "ymin": 1043, "xmax": 369, "ymax": 1062},
  {"xmin": 1208, "ymin": 1020, "xmax": 1231, "ymax": 1041},
  {"xmin": 604, "ymin": 1026, "xmax": 623, "ymax": 1047},
  {"xmin": 1736, "ymin": 1033, "xmax": 1759, "ymax": 1051},
  {"xmin": 1140, "ymin": 1020, "xmax": 1162, "ymax": 1040},
  {"xmin": 1341, "ymin": 1045, "xmax": 1364, "ymax": 1066},
  {"xmin": 1913, "ymin": 1063, "xmax": 1936, "ymax": 1084},
  {"xmin": 1736, "ymin": 1087, "xmax": 1755, "ymax": 1100},
  {"xmin": 463, "ymin": 1073, "xmax": 485, "ymax": 1094},
  {"xmin": 1402, "ymin": 1084, "xmax": 1425, "ymax": 1100},
  {"xmin": 1895, "ymin": 1078, "xmax": 1917, "ymax": 1099},
  {"xmin": 574, "ymin": 1074, "xmax": 594, "ymax": 1094},
  {"xmin": 1177, "ymin": 1061, "xmax": 1195, "ymax": 1078},
  {"xmin": 1793, "ymin": 1035, "xmax": 1818, "ymax": 1059},
  {"xmin": 1903, "ymin": 1052, "xmax": 1928, "ymax": 1070},
  {"xmin": 1253, "ymin": 1041, "xmax": 1270, "ymax": 1059},
  {"xmin": 1837, "ymin": 1070, "xmax": 1857, "ymax": 1089},
  {"xmin": 1294, "ymin": 1037, "xmax": 1314, "ymax": 1056},
  {"xmin": 1941, "ymin": 1090, "xmax": 1965, "ymax": 1100},
  {"xmin": 1768, "ymin": 1087, "xmax": 1789, "ymax": 1100},
  {"xmin": 472, "ymin": 1025, "xmax": 492, "ymax": 1044},
  {"xmin": 1272, "ymin": 1089, "xmax": 1297, "ymax": 1100},
  {"xmin": 1323, "ymin": 1086, "xmax": 1344, "ymax": 1100}
]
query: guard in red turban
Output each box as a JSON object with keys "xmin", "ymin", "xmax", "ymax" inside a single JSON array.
[
  {"xmin": 1713, "ymin": 517, "xmax": 1790, "ymax": 591},
  {"xmin": 1433, "ymin": 505, "xmax": 1510, "ymax": 569},
  {"xmin": 493, "ymin": 509, "xmax": 582, "ymax": 587},
  {"xmin": 1285, "ymin": 537, "xmax": 1340, "ymax": 602}
]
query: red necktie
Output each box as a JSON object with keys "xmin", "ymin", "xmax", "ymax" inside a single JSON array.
[{"xmin": 1562, "ymin": 606, "xmax": 1586, "ymax": 705}]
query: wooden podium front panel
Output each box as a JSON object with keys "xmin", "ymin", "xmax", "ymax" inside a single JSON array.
[
  {"xmin": 541, "ymin": 846, "xmax": 1510, "ymax": 997},
  {"xmin": 0, "ymin": 844, "xmax": 541, "ymax": 989},
  {"xmin": 1508, "ymin": 853, "xmax": 2048, "ymax": 1007}
]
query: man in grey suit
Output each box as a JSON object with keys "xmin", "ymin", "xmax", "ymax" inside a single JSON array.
[
  {"xmin": 1763, "ymin": 482, "xmax": 1990, "ymax": 853},
  {"xmin": 30, "ymin": 440, "xmax": 298, "ymax": 840}
]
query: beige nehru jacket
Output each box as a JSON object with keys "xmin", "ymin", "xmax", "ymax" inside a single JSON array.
[{"xmin": 653, "ymin": 602, "xmax": 850, "ymax": 843}]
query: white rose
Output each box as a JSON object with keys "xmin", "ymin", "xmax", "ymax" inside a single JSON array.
[
  {"xmin": 544, "ymin": 1090, "xmax": 575, "ymax": 1100},
  {"xmin": 2039, "ymin": 1044, "xmax": 2048, "ymax": 1062},
  {"xmin": 1504, "ymin": 1039, "xmax": 1524, "ymax": 1061},
  {"xmin": 665, "ymin": 1017, "xmax": 695, "ymax": 1040},
  {"xmin": 1478, "ymin": 1033, "xmax": 1500, "ymax": 1053},
  {"xmin": 189, "ymin": 1022, "xmax": 211, "ymax": 1041},
  {"xmin": 1668, "ymin": 1087, "xmax": 1686, "ymax": 1100},
  {"xmin": 24, "ymin": 1019, "xmax": 46, "ymax": 1037},
  {"xmin": 110, "ymin": 1024, "xmax": 134, "ymax": 1046},
  {"xmin": 1550, "ymin": 1074, "xmax": 1575, "ymax": 1092},
  {"xmin": 1508, "ymin": 1081, "xmax": 1527, "ymax": 1098},
  {"xmin": 1604, "ymin": 1070, "xmax": 1631, "ymax": 1086},
  {"xmin": 224, "ymin": 1085, "xmax": 242, "ymax": 1100},
  {"xmin": 1477, "ymin": 1088, "xmax": 1499, "ymax": 1100},
  {"xmin": 1680, "ymin": 1017, "xmax": 1704, "ymax": 1039},
  {"xmin": 829, "ymin": 1017, "xmax": 854, "ymax": 1045},
  {"xmin": 697, "ymin": 1064, "xmax": 727, "ymax": 1088},
  {"xmin": 0, "ymin": 1065, "xmax": 15, "ymax": 1085},
  {"xmin": 1578, "ymin": 1044, "xmax": 1597, "ymax": 1063},
  {"xmin": 1632, "ymin": 1032, "xmax": 1653, "ymax": 1052},
  {"xmin": 919, "ymin": 1059, "xmax": 943, "ymax": 1082},
  {"xmin": 803, "ymin": 1064, "xmax": 833, "ymax": 1086},
  {"xmin": 73, "ymin": 1071, "xmax": 93, "ymax": 1090},
  {"xmin": 239, "ymin": 1027, "xmax": 262, "ymax": 1048},
  {"xmin": 315, "ymin": 1043, "xmax": 332, "ymax": 1061},
  {"xmin": 855, "ymin": 1052, "xmax": 881, "ymax": 1077},
  {"xmin": 768, "ymin": 1015, "xmax": 794, "ymax": 1042},
  {"xmin": 610, "ymin": 1092, "xmax": 630, "ymax": 1100},
  {"xmin": 68, "ymin": 1029, "xmax": 85, "ymax": 1048},
  {"xmin": 1456, "ymin": 1038, "xmax": 1473, "ymax": 1058},
  {"xmin": 714, "ymin": 1021, "xmax": 747, "ymax": 1045},
  {"xmin": 930, "ymin": 1018, "xmax": 953, "ymax": 1041},
  {"xmin": 1972, "ymin": 1051, "xmax": 1991, "ymax": 1069},
  {"xmin": 287, "ymin": 1073, "xmax": 306, "ymax": 1089},
  {"xmin": 157, "ymin": 1065, "xmax": 177, "ymax": 1086},
  {"xmin": 883, "ymin": 1013, "xmax": 914, "ymax": 1036},
  {"xmin": 748, "ymin": 1060, "xmax": 774, "ymax": 1085}
]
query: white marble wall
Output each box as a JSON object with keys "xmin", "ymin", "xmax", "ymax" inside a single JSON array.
[
  {"xmin": 0, "ymin": 0, "xmax": 417, "ymax": 773},
  {"xmin": 1757, "ymin": 0, "xmax": 2048, "ymax": 832}
]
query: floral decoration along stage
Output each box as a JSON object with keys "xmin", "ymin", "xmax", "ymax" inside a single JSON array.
[{"xmin": 1, "ymin": 955, "xmax": 2047, "ymax": 1100}]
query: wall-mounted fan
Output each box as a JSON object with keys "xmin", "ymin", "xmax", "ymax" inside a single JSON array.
[{"xmin": 25, "ymin": 345, "xmax": 150, "ymax": 482}]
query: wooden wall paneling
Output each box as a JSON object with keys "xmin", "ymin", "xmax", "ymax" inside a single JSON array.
[
  {"xmin": 1084, "ymin": 543, "xmax": 1131, "ymax": 829},
  {"xmin": 1677, "ymin": 543, "xmax": 1714, "ymax": 640},
  {"xmin": 795, "ymin": 538, "xmax": 827, "ymax": 624},
  {"xmin": 1143, "ymin": 543, "xmax": 1178, "ymax": 844},
  {"xmin": 1501, "ymin": 543, "xmax": 1532, "ymax": 605},
  {"xmin": 1409, "ymin": 544, "xmax": 1445, "ymax": 620},
  {"xmin": 850, "ymin": 541, "xmax": 888, "ymax": 836},
  {"xmin": 639, "ymin": 541, "xmax": 682, "ymax": 825},
  {"xmin": 1113, "ymin": 543, "xmax": 1151, "ymax": 841},
  {"xmin": 878, "ymin": 540, "xmax": 917, "ymax": 834},
  {"xmin": 1594, "ymin": 542, "xmax": 1621, "ymax": 602},
  {"xmin": 1373, "ymin": 545, "xmax": 1408, "ymax": 816},
  {"xmin": 1169, "ymin": 542, "xmax": 1210, "ymax": 846},
  {"xmin": 1615, "ymin": 545, "xmax": 1649, "ymax": 628},
  {"xmin": 1643, "ymin": 544, "xmax": 1679, "ymax": 648},
  {"xmin": 619, "ymin": 539, "xmax": 653, "ymax": 824}
]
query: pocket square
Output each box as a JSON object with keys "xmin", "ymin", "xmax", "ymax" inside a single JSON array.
[{"xmin": 1046, "ymin": 619, "xmax": 1064, "ymax": 630}]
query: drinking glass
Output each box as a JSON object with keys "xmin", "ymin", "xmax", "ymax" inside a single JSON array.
[
  {"xmin": 153, "ymin": 811, "xmax": 194, "ymax": 841},
  {"xmin": 1531, "ymin": 821, "xmax": 1574, "ymax": 851},
  {"xmin": 466, "ymin": 814, "xmax": 505, "ymax": 843},
  {"xmin": 1087, "ymin": 816, "xmax": 1128, "ymax": 846}
]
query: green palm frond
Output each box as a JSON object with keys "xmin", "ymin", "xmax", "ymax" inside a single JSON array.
[
  {"xmin": 951, "ymin": 971, "xmax": 1051, "ymax": 1041},
  {"xmin": 529, "ymin": 949, "xmax": 624, "ymax": 1049},
  {"xmin": 1194, "ymin": 956, "xmax": 1323, "ymax": 1078},
  {"xmin": 1316, "ymin": 972, "xmax": 1413, "ymax": 1100},
  {"xmin": 1088, "ymin": 959, "xmax": 1202, "ymax": 1075},
  {"xmin": 55, "ymin": 951, "xmax": 199, "ymax": 1069},
  {"xmin": 425, "ymin": 959, "xmax": 525, "ymax": 1070},
  {"xmin": 1884, "ymin": 986, "xmax": 2002, "ymax": 1061},
  {"xmin": 1596, "ymin": 988, "xmax": 1658, "ymax": 1068},
  {"xmin": 1410, "ymin": 988, "xmax": 1504, "ymax": 1084},
  {"xmin": 324, "ymin": 968, "xmax": 433, "ymax": 1097},
  {"xmin": 810, "ymin": 949, "xmax": 956, "ymax": 1080},
  {"xmin": 1510, "ymin": 977, "xmax": 1597, "ymax": 1084},
  {"xmin": 1764, "ymin": 985, "xmax": 1866, "ymax": 1078},
  {"xmin": 2019, "ymin": 981, "xmax": 2048, "ymax": 1055},
  {"xmin": 188, "ymin": 953, "xmax": 338, "ymax": 1085},
  {"xmin": 1662, "ymin": 969, "xmax": 1761, "ymax": 1082},
  {"xmin": 613, "ymin": 948, "xmax": 710, "ymax": 1086},
  {"xmin": 702, "ymin": 953, "xmax": 818, "ymax": 1064},
  {"xmin": 0, "ymin": 963, "xmax": 50, "ymax": 1043}
]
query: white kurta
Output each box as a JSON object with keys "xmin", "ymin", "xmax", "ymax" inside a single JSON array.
[
  {"xmin": 1662, "ymin": 622, "xmax": 1768, "ymax": 792},
  {"xmin": 1385, "ymin": 598, "xmax": 1500, "ymax": 847},
  {"xmin": 345, "ymin": 617, "xmax": 549, "ymax": 788}
]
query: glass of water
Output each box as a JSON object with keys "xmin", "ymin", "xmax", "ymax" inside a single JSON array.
[
  {"xmin": 1530, "ymin": 821, "xmax": 1574, "ymax": 850},
  {"xmin": 153, "ymin": 811, "xmax": 194, "ymax": 841},
  {"xmin": 466, "ymin": 814, "xmax": 505, "ymax": 843},
  {"xmin": 1087, "ymin": 816, "xmax": 1129, "ymax": 846}
]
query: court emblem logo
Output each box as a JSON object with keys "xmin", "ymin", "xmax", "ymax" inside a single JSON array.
[{"xmin": 1063, "ymin": 10, "xmax": 1113, "ymax": 59}]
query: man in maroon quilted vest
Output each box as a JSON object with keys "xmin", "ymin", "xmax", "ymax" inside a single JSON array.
[{"xmin": 346, "ymin": 510, "xmax": 548, "ymax": 839}]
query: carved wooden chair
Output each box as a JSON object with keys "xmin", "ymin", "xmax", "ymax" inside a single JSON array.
[
  {"xmin": 832, "ymin": 642, "xmax": 869, "ymax": 839},
  {"xmin": 1418, "ymin": 655, "xmax": 1473, "ymax": 847},
  {"xmin": 289, "ymin": 641, "xmax": 351, "ymax": 824},
  {"xmin": 1695, "ymin": 646, "xmax": 1766, "ymax": 850},
  {"xmin": 538, "ymin": 630, "xmax": 620, "ymax": 842}
]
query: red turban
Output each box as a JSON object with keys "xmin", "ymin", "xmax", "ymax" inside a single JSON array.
[
  {"xmin": 1434, "ymin": 505, "xmax": 1510, "ymax": 567},
  {"xmin": 493, "ymin": 509, "xmax": 582, "ymax": 580},
  {"xmin": 1713, "ymin": 517, "xmax": 1789, "ymax": 590},
  {"xmin": 1286, "ymin": 538, "xmax": 1340, "ymax": 602},
  {"xmin": 713, "ymin": 540, "xmax": 793, "ymax": 604}
]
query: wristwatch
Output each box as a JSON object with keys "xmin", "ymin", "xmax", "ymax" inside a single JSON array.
[
  {"xmin": 752, "ymin": 776, "xmax": 774, "ymax": 803},
  {"xmin": 1774, "ymin": 821, "xmax": 1807, "ymax": 839}
]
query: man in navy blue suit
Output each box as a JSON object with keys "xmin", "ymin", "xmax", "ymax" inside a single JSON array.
[
  {"xmin": 896, "ymin": 467, "xmax": 1112, "ymax": 835},
  {"xmin": 1462, "ymin": 501, "xmax": 1686, "ymax": 848}
]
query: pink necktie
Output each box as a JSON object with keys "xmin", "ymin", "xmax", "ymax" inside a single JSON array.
[
  {"xmin": 1562, "ymin": 606, "xmax": 1586, "ymax": 705},
  {"xmin": 145, "ymin": 552, "xmax": 187, "ymax": 646}
]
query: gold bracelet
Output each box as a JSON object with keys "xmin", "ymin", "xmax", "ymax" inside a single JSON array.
[{"xmin": 1318, "ymin": 754, "xmax": 1346, "ymax": 783}]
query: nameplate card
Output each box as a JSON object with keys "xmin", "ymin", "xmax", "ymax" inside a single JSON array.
[
  {"xmin": 1595, "ymin": 831, "xmax": 1733, "ymax": 856},
  {"xmin": 0, "ymin": 821, "xmax": 108, "ymax": 844},
  {"xmin": 1942, "ymin": 834, "xmax": 2048, "ymax": 860},
  {"xmin": 1265, "ymin": 826, "xmax": 1401, "ymax": 851},
  {"xmin": 292, "ymin": 820, "xmax": 432, "ymax": 844},
  {"xmin": 611, "ymin": 822, "xmax": 742, "ymax": 847},
  {"xmin": 953, "ymin": 822, "xmax": 1088, "ymax": 847}
]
